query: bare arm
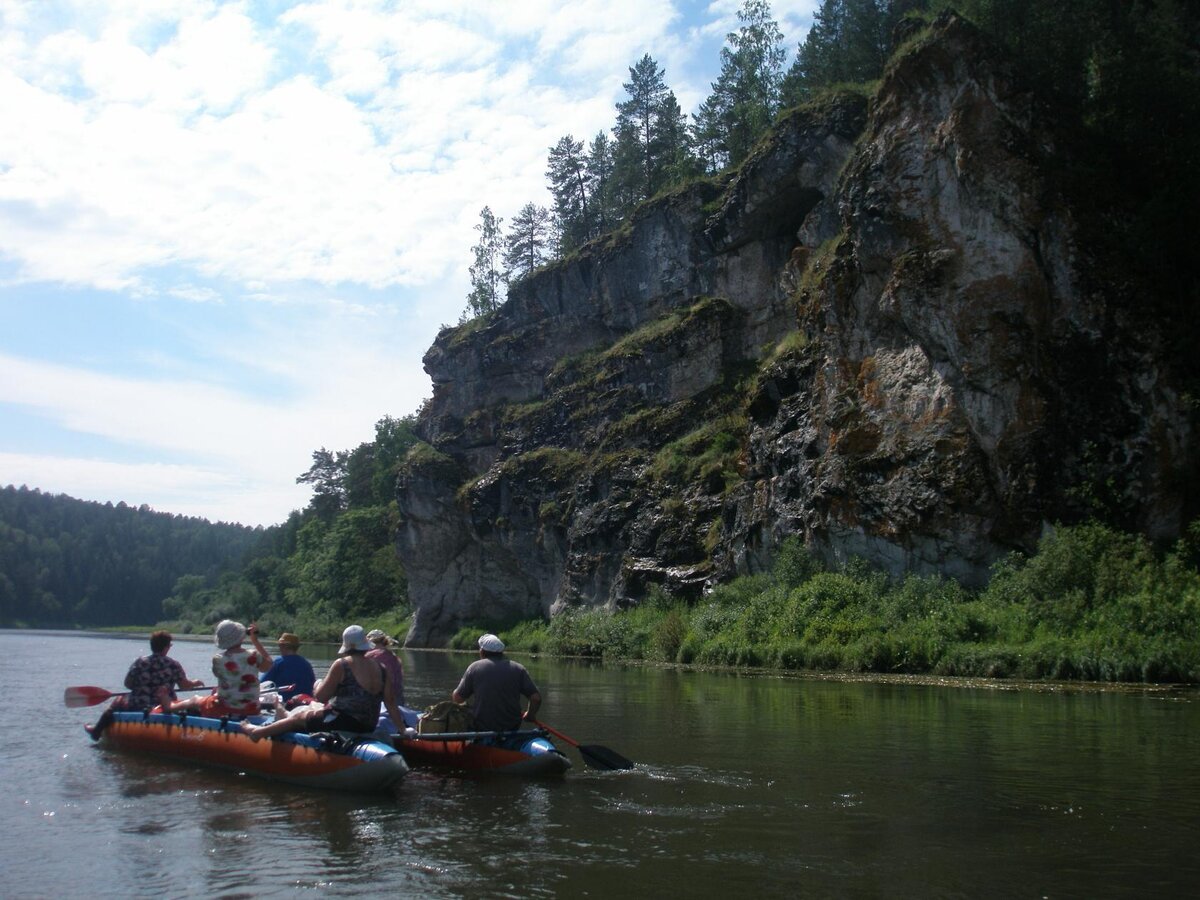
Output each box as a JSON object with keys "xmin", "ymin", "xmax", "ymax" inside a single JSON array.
[
  {"xmin": 451, "ymin": 668, "xmax": 471, "ymax": 704},
  {"xmin": 248, "ymin": 631, "xmax": 273, "ymax": 672},
  {"xmin": 383, "ymin": 675, "xmax": 406, "ymax": 733},
  {"xmin": 523, "ymin": 690, "xmax": 542, "ymax": 722},
  {"xmin": 314, "ymin": 659, "xmax": 342, "ymax": 704}
]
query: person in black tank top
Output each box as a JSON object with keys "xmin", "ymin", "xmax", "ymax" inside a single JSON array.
[{"xmin": 241, "ymin": 625, "xmax": 406, "ymax": 740}]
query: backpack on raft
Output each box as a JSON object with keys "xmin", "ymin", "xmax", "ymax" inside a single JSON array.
[{"xmin": 418, "ymin": 700, "xmax": 476, "ymax": 734}]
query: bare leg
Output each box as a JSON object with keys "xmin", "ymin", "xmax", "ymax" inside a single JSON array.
[
  {"xmin": 86, "ymin": 707, "xmax": 115, "ymax": 740},
  {"xmin": 240, "ymin": 714, "xmax": 306, "ymax": 742}
]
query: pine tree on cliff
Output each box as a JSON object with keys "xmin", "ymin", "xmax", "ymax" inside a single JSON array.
[
  {"xmin": 692, "ymin": 0, "xmax": 786, "ymax": 170},
  {"xmin": 547, "ymin": 134, "xmax": 591, "ymax": 255},
  {"xmin": 612, "ymin": 54, "xmax": 692, "ymax": 211},
  {"xmin": 504, "ymin": 202, "xmax": 551, "ymax": 282},
  {"xmin": 463, "ymin": 206, "xmax": 504, "ymax": 322},
  {"xmin": 655, "ymin": 89, "xmax": 701, "ymax": 188},
  {"xmin": 781, "ymin": 0, "xmax": 917, "ymax": 106},
  {"xmin": 586, "ymin": 131, "xmax": 617, "ymax": 237}
]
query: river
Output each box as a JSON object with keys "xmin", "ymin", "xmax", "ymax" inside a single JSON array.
[{"xmin": 1, "ymin": 631, "xmax": 1196, "ymax": 898}]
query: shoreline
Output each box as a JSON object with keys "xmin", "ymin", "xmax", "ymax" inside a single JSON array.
[
  {"xmin": 21, "ymin": 627, "xmax": 1194, "ymax": 695},
  {"xmin": 522, "ymin": 652, "xmax": 1200, "ymax": 695}
]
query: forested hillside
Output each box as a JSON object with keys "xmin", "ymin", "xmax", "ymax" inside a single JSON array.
[{"xmin": 0, "ymin": 486, "xmax": 261, "ymax": 627}]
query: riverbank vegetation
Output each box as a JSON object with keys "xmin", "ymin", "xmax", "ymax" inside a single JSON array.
[
  {"xmin": 15, "ymin": 470, "xmax": 1199, "ymax": 686},
  {"xmin": 452, "ymin": 522, "xmax": 1200, "ymax": 684}
]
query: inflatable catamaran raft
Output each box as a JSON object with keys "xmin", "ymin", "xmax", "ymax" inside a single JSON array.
[{"xmin": 94, "ymin": 709, "xmax": 409, "ymax": 792}]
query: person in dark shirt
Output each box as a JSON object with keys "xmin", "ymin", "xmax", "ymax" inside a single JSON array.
[
  {"xmin": 451, "ymin": 633, "xmax": 541, "ymax": 732},
  {"xmin": 260, "ymin": 632, "xmax": 316, "ymax": 702},
  {"xmin": 87, "ymin": 630, "xmax": 203, "ymax": 740}
]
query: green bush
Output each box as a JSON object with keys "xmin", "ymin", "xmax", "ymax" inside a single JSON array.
[
  {"xmin": 651, "ymin": 608, "xmax": 687, "ymax": 661},
  {"xmin": 773, "ymin": 537, "xmax": 822, "ymax": 589}
]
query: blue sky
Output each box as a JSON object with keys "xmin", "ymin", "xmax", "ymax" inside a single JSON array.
[{"xmin": 0, "ymin": 0, "xmax": 817, "ymax": 527}]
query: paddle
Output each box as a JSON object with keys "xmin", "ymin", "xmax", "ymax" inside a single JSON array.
[
  {"xmin": 64, "ymin": 684, "xmax": 211, "ymax": 708},
  {"xmin": 531, "ymin": 719, "xmax": 634, "ymax": 770},
  {"xmin": 64, "ymin": 683, "xmax": 292, "ymax": 708}
]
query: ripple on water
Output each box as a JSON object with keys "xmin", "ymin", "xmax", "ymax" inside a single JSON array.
[
  {"xmin": 635, "ymin": 762, "xmax": 758, "ymax": 790},
  {"xmin": 120, "ymin": 820, "xmax": 173, "ymax": 836}
]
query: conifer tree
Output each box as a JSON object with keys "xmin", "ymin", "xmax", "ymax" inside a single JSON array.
[
  {"xmin": 297, "ymin": 448, "xmax": 348, "ymax": 519},
  {"xmin": 586, "ymin": 131, "xmax": 617, "ymax": 236},
  {"xmin": 504, "ymin": 202, "xmax": 551, "ymax": 282},
  {"xmin": 547, "ymin": 135, "xmax": 591, "ymax": 255},
  {"xmin": 781, "ymin": 0, "xmax": 907, "ymax": 106},
  {"xmin": 655, "ymin": 90, "xmax": 700, "ymax": 186},
  {"xmin": 612, "ymin": 54, "xmax": 693, "ymax": 209}
]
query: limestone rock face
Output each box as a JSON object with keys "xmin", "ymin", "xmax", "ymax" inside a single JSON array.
[{"xmin": 397, "ymin": 13, "xmax": 1194, "ymax": 647}]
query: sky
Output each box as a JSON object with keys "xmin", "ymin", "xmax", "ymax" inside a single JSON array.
[{"xmin": 0, "ymin": 0, "xmax": 817, "ymax": 528}]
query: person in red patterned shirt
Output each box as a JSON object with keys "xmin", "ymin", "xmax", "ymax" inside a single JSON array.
[{"xmin": 170, "ymin": 620, "xmax": 272, "ymax": 718}]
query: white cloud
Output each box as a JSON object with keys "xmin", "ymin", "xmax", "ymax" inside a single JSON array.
[
  {"xmin": 5, "ymin": 1, "xmax": 791, "ymax": 296},
  {"xmin": 0, "ymin": 13, "xmax": 518, "ymax": 292},
  {"xmin": 0, "ymin": 0, "xmax": 820, "ymax": 526},
  {"xmin": 0, "ymin": 292, "xmax": 435, "ymax": 525},
  {"xmin": 167, "ymin": 283, "xmax": 223, "ymax": 303},
  {"xmin": 1, "ymin": 352, "xmax": 298, "ymax": 467},
  {"xmin": 0, "ymin": 451, "xmax": 281, "ymax": 525},
  {"xmin": 1, "ymin": 451, "xmax": 292, "ymax": 532}
]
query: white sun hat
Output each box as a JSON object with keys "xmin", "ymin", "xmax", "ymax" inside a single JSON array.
[
  {"xmin": 339, "ymin": 624, "xmax": 372, "ymax": 655},
  {"xmin": 215, "ymin": 619, "xmax": 246, "ymax": 650},
  {"xmin": 478, "ymin": 633, "xmax": 505, "ymax": 653}
]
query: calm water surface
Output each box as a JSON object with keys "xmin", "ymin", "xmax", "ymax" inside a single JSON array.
[{"xmin": 1, "ymin": 631, "xmax": 1196, "ymax": 898}]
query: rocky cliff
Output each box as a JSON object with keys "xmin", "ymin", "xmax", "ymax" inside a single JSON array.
[{"xmin": 396, "ymin": 12, "xmax": 1195, "ymax": 647}]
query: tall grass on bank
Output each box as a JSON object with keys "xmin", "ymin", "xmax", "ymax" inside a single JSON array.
[{"xmin": 460, "ymin": 522, "xmax": 1200, "ymax": 683}]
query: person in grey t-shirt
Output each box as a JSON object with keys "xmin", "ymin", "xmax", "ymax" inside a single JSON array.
[{"xmin": 452, "ymin": 633, "xmax": 542, "ymax": 732}]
